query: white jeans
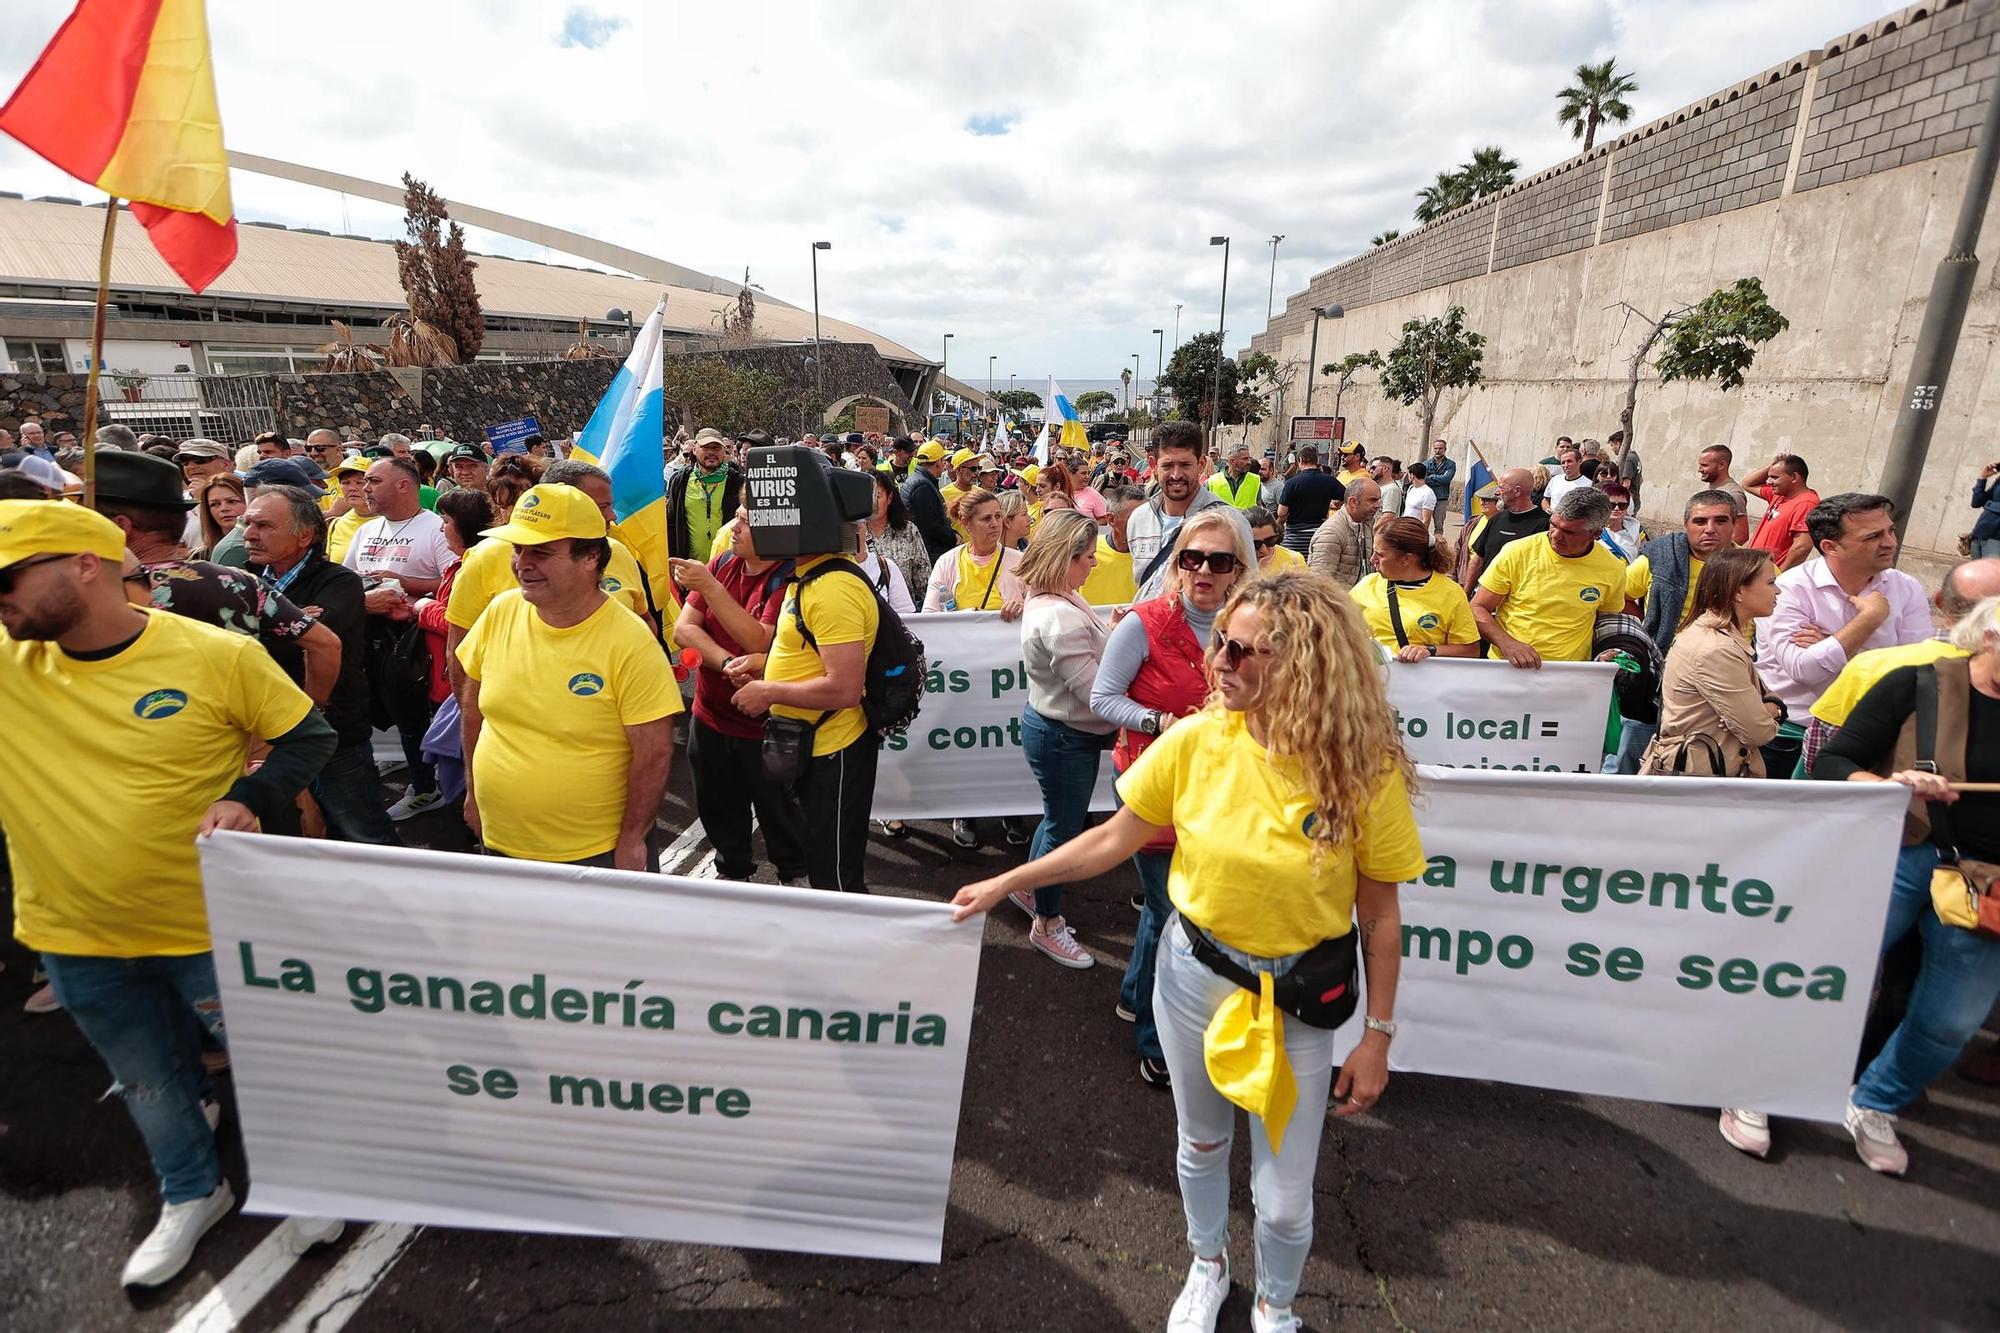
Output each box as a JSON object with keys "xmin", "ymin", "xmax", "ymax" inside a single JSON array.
[{"xmin": 1154, "ymin": 914, "xmax": 1337, "ymax": 1307}]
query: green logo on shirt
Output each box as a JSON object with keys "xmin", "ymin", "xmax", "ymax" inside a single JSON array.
[
  {"xmin": 134, "ymin": 688, "xmax": 188, "ymax": 719},
  {"xmin": 1416, "ymin": 612, "xmax": 1440, "ymax": 630},
  {"xmin": 600, "ymin": 577, "xmax": 623, "ymax": 592},
  {"xmin": 1579, "ymin": 587, "xmax": 1602, "ymax": 603},
  {"xmin": 567, "ymin": 672, "xmax": 605, "ymax": 696}
]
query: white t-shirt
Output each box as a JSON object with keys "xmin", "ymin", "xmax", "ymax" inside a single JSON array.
[
  {"xmin": 856, "ymin": 550, "xmax": 916, "ymax": 614},
  {"xmin": 341, "ymin": 509, "xmax": 452, "ymax": 585},
  {"xmin": 1543, "ymin": 473, "xmax": 1593, "ymax": 510},
  {"xmin": 1402, "ymin": 484, "xmax": 1436, "ymax": 522}
]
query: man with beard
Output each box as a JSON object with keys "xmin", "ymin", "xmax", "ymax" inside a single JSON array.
[{"xmin": 1124, "ymin": 421, "xmax": 1253, "ymax": 600}]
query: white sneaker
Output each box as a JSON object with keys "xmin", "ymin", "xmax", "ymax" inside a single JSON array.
[
  {"xmin": 385, "ymin": 788, "xmax": 444, "ymax": 822},
  {"xmin": 1844, "ymin": 1096, "xmax": 1910, "ymax": 1176},
  {"xmin": 1167, "ymin": 1253, "xmax": 1230, "ymax": 1332},
  {"xmin": 121, "ymin": 1180, "xmax": 235, "ymax": 1287},
  {"xmin": 1251, "ymin": 1301, "xmax": 1304, "ymax": 1333},
  {"xmin": 1029, "ymin": 916, "xmax": 1095, "ymax": 969},
  {"xmin": 284, "ymin": 1216, "xmax": 346, "ymax": 1254},
  {"xmin": 1718, "ymin": 1107, "xmax": 1770, "ymax": 1158}
]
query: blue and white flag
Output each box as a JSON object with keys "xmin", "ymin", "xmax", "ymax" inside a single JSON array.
[{"xmin": 572, "ymin": 299, "xmax": 668, "ymax": 586}]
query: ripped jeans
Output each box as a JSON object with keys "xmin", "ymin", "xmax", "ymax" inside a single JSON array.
[{"xmin": 43, "ymin": 951, "xmax": 224, "ymax": 1203}]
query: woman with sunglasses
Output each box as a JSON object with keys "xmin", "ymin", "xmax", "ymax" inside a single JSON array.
[
  {"xmin": 1601, "ymin": 482, "xmax": 1644, "ymax": 558},
  {"xmin": 1084, "ymin": 510, "xmax": 1252, "ymax": 1089},
  {"xmin": 957, "ymin": 569, "xmax": 1422, "ymax": 1333},
  {"xmin": 1351, "ymin": 517, "xmax": 1481, "ymax": 662}
]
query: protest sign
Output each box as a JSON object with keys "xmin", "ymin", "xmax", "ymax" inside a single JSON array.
[
  {"xmin": 484, "ymin": 416, "xmax": 541, "ymax": 455},
  {"xmin": 1328, "ymin": 770, "xmax": 1907, "ymax": 1121},
  {"xmin": 1385, "ymin": 658, "xmax": 1615, "ymax": 772},
  {"xmin": 200, "ymin": 834, "xmax": 981, "ymax": 1262},
  {"xmin": 854, "ymin": 405, "xmax": 891, "ymax": 434}
]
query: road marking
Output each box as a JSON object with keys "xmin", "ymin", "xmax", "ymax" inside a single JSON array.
[
  {"xmin": 274, "ymin": 1223, "xmax": 422, "ymax": 1333},
  {"xmin": 165, "ymin": 1223, "xmax": 307, "ymax": 1333},
  {"xmin": 656, "ymin": 817, "xmax": 707, "ymax": 867}
]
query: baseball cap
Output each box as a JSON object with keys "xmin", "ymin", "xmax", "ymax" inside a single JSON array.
[
  {"xmin": 95, "ymin": 450, "xmax": 195, "ymax": 510},
  {"xmin": 914, "ymin": 441, "xmax": 946, "ymax": 464},
  {"xmin": 173, "ymin": 439, "xmax": 231, "ymax": 463},
  {"xmin": 445, "ymin": 444, "xmax": 487, "ymax": 464},
  {"xmin": 694, "ymin": 427, "xmax": 729, "ymax": 447},
  {"xmin": 14, "ymin": 456, "xmax": 66, "ymax": 495},
  {"xmin": 1019, "ymin": 464, "xmax": 1042, "ymax": 487},
  {"xmin": 0, "ymin": 498, "xmax": 126, "ymax": 570},
  {"xmin": 950, "ymin": 448, "xmax": 978, "ymax": 469},
  {"xmin": 479, "ymin": 484, "xmax": 607, "ymax": 545},
  {"xmin": 333, "ymin": 456, "xmax": 371, "ymax": 478},
  {"xmin": 243, "ymin": 457, "xmax": 327, "ymax": 496}
]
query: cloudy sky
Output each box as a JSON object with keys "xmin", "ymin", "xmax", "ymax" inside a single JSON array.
[{"xmin": 2, "ymin": 0, "xmax": 1888, "ymax": 381}]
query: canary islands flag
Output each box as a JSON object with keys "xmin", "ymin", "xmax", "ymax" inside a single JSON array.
[
  {"xmin": 0, "ymin": 0, "xmax": 238, "ymax": 292},
  {"xmin": 573, "ymin": 299, "xmax": 669, "ymax": 594}
]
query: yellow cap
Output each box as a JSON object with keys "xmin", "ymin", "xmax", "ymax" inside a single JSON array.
[
  {"xmin": 913, "ymin": 441, "xmax": 946, "ymax": 463},
  {"xmin": 950, "ymin": 447, "xmax": 978, "ymax": 469},
  {"xmin": 1020, "ymin": 464, "xmax": 1042, "ymax": 487},
  {"xmin": 478, "ymin": 483, "xmax": 607, "ymax": 545},
  {"xmin": 333, "ymin": 457, "xmax": 370, "ymax": 477},
  {"xmin": 0, "ymin": 498, "xmax": 126, "ymax": 570}
]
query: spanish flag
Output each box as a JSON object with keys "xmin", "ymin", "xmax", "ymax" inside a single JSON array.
[{"xmin": 0, "ymin": 0, "xmax": 236, "ymax": 292}]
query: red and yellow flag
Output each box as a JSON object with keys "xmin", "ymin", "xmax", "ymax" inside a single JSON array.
[{"xmin": 0, "ymin": 0, "xmax": 236, "ymax": 292}]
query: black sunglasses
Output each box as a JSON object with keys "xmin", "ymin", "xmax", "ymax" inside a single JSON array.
[
  {"xmin": 1213, "ymin": 635, "xmax": 1266, "ymax": 669},
  {"xmin": 1252, "ymin": 535, "xmax": 1281, "ymax": 551},
  {"xmin": 1176, "ymin": 549, "xmax": 1241, "ymax": 574},
  {"xmin": 0, "ymin": 553, "xmax": 75, "ymax": 594}
]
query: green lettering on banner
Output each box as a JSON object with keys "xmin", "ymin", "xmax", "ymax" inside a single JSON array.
[
  {"xmin": 347, "ymin": 966, "xmax": 384, "ymax": 1013},
  {"xmin": 239, "ymin": 941, "xmax": 315, "ymax": 993},
  {"xmin": 1676, "ymin": 954, "xmax": 1848, "ymax": 1001},
  {"xmin": 549, "ymin": 1074, "xmax": 605, "ymax": 1107}
]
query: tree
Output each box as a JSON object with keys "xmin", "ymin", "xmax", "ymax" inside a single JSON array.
[
  {"xmin": 1462, "ymin": 145, "xmax": 1519, "ymax": 198},
  {"xmin": 1238, "ymin": 352, "xmax": 1298, "ymax": 437},
  {"xmin": 1074, "ymin": 389, "xmax": 1118, "ymax": 419},
  {"xmin": 1156, "ymin": 331, "xmax": 1261, "ymax": 429},
  {"xmin": 1379, "ymin": 305, "xmax": 1486, "ymax": 450},
  {"xmin": 1119, "ymin": 365, "xmax": 1133, "ymax": 411},
  {"xmin": 1557, "ymin": 59, "xmax": 1638, "ymax": 152},
  {"xmin": 317, "ymin": 321, "xmax": 380, "ymax": 373},
  {"xmin": 380, "ymin": 311, "xmax": 457, "ymax": 368},
  {"xmin": 993, "ymin": 388, "xmax": 1043, "ymax": 414},
  {"xmin": 1415, "ymin": 170, "xmax": 1472, "ymax": 223},
  {"xmin": 1319, "ymin": 349, "xmax": 1383, "ymax": 423},
  {"xmin": 1613, "ymin": 277, "xmax": 1789, "ymax": 455},
  {"xmin": 1370, "ymin": 229, "xmax": 1401, "ymax": 247},
  {"xmin": 659, "ymin": 354, "xmax": 784, "ymax": 435},
  {"xmin": 392, "ymin": 173, "xmax": 485, "ymax": 363}
]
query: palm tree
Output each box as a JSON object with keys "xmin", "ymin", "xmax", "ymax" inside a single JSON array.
[
  {"xmin": 1370, "ymin": 229, "xmax": 1401, "ymax": 246},
  {"xmin": 1462, "ymin": 145, "xmax": 1519, "ymax": 198},
  {"xmin": 1414, "ymin": 170, "xmax": 1471, "ymax": 224},
  {"xmin": 1557, "ymin": 58, "xmax": 1638, "ymax": 152}
]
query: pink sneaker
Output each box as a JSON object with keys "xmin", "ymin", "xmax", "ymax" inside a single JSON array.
[
  {"xmin": 22, "ymin": 982, "xmax": 59, "ymax": 1015},
  {"xmin": 1006, "ymin": 890, "xmax": 1037, "ymax": 919},
  {"xmin": 1718, "ymin": 1107, "xmax": 1770, "ymax": 1158},
  {"xmin": 1844, "ymin": 1097, "xmax": 1909, "ymax": 1176},
  {"xmin": 1029, "ymin": 916, "xmax": 1094, "ymax": 969}
]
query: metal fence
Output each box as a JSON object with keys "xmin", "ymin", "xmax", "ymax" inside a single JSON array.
[{"xmin": 95, "ymin": 372, "xmax": 276, "ymax": 443}]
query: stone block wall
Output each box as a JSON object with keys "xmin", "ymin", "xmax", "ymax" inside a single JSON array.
[
  {"xmin": 1600, "ymin": 74, "xmax": 1801, "ymax": 243},
  {"xmin": 0, "ymin": 373, "xmax": 91, "ymax": 437},
  {"xmin": 1492, "ymin": 155, "xmax": 1605, "ymax": 272}
]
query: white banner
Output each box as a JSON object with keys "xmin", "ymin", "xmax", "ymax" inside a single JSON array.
[
  {"xmin": 1386, "ymin": 658, "xmax": 1615, "ymax": 773},
  {"xmin": 1328, "ymin": 770, "xmax": 1907, "ymax": 1121},
  {"xmin": 877, "ymin": 611, "xmax": 1117, "ymax": 819},
  {"xmin": 199, "ymin": 835, "xmax": 981, "ymax": 1262}
]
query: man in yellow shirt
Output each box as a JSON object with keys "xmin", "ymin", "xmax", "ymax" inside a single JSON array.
[
  {"xmin": 457, "ymin": 484, "xmax": 680, "ymax": 869},
  {"xmin": 940, "ymin": 447, "xmax": 981, "ymax": 544},
  {"xmin": 1335, "ymin": 443, "xmax": 1370, "ymax": 487},
  {"xmin": 733, "ymin": 549, "xmax": 881, "ymax": 893},
  {"xmin": 0, "ymin": 501, "xmax": 334, "ymax": 1288},
  {"xmin": 1474, "ymin": 486, "xmax": 1626, "ymax": 667},
  {"xmin": 1080, "ymin": 485, "xmax": 1143, "ymax": 606}
]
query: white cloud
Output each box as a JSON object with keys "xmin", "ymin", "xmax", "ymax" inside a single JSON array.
[{"xmin": 0, "ymin": 0, "xmax": 1893, "ymax": 377}]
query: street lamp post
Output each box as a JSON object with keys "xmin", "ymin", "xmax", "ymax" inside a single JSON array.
[
  {"xmin": 941, "ymin": 332, "xmax": 955, "ymax": 436},
  {"xmin": 1174, "ymin": 303, "xmax": 1182, "ymax": 351},
  {"xmin": 1301, "ymin": 305, "xmax": 1345, "ymax": 416},
  {"xmin": 1209, "ymin": 236, "xmax": 1230, "ymax": 449},
  {"xmin": 1267, "ymin": 234, "xmax": 1284, "ymax": 322},
  {"xmin": 988, "ymin": 355, "xmax": 996, "ymax": 429},
  {"xmin": 1151, "ymin": 328, "xmax": 1164, "ymax": 418},
  {"xmin": 810, "ymin": 241, "xmax": 831, "ymax": 418},
  {"xmin": 1130, "ymin": 354, "xmax": 1141, "ymax": 414}
]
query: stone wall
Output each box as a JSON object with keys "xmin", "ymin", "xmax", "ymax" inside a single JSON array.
[{"xmin": 0, "ymin": 372, "xmax": 91, "ymax": 437}]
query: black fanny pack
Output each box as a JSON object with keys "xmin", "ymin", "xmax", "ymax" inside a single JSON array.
[
  {"xmin": 761, "ymin": 714, "xmax": 818, "ymax": 789},
  {"xmin": 1179, "ymin": 915, "xmax": 1359, "ymax": 1030}
]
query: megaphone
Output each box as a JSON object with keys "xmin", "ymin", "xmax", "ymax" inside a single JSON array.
[{"xmin": 741, "ymin": 446, "xmax": 874, "ymax": 557}]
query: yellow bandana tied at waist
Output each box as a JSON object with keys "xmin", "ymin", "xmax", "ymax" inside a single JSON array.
[{"xmin": 1203, "ymin": 971, "xmax": 1298, "ymax": 1154}]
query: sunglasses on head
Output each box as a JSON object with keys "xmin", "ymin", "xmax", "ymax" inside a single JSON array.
[
  {"xmin": 0, "ymin": 553, "xmax": 75, "ymax": 595},
  {"xmin": 1176, "ymin": 549, "xmax": 1241, "ymax": 574},
  {"xmin": 1212, "ymin": 635, "xmax": 1265, "ymax": 669}
]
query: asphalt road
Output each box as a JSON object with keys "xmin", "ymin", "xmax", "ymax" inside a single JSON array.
[{"xmin": 2, "ymin": 759, "xmax": 1997, "ymax": 1332}]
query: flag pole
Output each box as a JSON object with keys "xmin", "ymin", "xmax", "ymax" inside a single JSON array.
[{"xmin": 80, "ymin": 197, "xmax": 119, "ymax": 509}]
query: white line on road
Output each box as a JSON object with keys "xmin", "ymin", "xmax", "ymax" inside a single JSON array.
[
  {"xmin": 166, "ymin": 1223, "xmax": 315, "ymax": 1333},
  {"xmin": 273, "ymin": 1223, "xmax": 422, "ymax": 1333}
]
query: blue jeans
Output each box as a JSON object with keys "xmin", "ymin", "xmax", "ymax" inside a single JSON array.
[
  {"xmin": 314, "ymin": 742, "xmax": 399, "ymax": 845},
  {"xmin": 1020, "ymin": 706, "xmax": 1109, "ymax": 918},
  {"xmin": 1602, "ymin": 717, "xmax": 1656, "ymax": 774},
  {"xmin": 1854, "ymin": 843, "xmax": 2000, "ymax": 1112},
  {"xmin": 43, "ymin": 951, "xmax": 224, "ymax": 1203},
  {"xmin": 1120, "ymin": 848, "xmax": 1174, "ymax": 1061}
]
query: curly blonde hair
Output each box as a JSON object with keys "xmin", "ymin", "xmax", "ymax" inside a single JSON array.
[{"xmin": 1208, "ymin": 569, "xmax": 1417, "ymax": 855}]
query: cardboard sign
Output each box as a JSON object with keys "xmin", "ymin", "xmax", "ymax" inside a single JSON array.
[{"xmin": 854, "ymin": 405, "xmax": 891, "ymax": 435}]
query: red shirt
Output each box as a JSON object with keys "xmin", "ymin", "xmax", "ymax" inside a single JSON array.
[
  {"xmin": 689, "ymin": 553, "xmax": 793, "ymax": 740},
  {"xmin": 1751, "ymin": 484, "xmax": 1819, "ymax": 559}
]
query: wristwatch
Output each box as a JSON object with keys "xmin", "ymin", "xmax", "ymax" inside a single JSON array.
[
  {"xmin": 1141, "ymin": 709, "xmax": 1162, "ymax": 736},
  {"xmin": 1363, "ymin": 1017, "xmax": 1398, "ymax": 1040}
]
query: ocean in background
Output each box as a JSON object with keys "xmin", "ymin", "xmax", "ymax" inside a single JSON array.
[{"xmin": 983, "ymin": 378, "xmax": 1158, "ymax": 408}]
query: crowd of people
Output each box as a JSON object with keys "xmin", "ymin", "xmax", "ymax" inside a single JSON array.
[{"xmin": 2, "ymin": 411, "xmax": 1996, "ymax": 1333}]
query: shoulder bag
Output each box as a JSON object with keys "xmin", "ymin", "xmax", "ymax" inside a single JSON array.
[{"xmin": 1916, "ymin": 665, "xmax": 2000, "ymax": 937}]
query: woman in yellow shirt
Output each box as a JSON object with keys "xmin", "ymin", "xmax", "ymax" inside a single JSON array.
[
  {"xmin": 1350, "ymin": 517, "xmax": 1482, "ymax": 662},
  {"xmin": 954, "ymin": 571, "xmax": 1423, "ymax": 1332}
]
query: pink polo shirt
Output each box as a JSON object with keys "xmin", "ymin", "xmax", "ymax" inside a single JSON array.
[{"xmin": 1754, "ymin": 556, "xmax": 1933, "ymax": 714}]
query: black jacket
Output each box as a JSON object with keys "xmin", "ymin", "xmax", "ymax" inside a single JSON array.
[
  {"xmin": 252, "ymin": 548, "xmax": 372, "ymax": 748},
  {"xmin": 902, "ymin": 466, "xmax": 955, "ymax": 563},
  {"xmin": 665, "ymin": 461, "xmax": 745, "ymax": 560}
]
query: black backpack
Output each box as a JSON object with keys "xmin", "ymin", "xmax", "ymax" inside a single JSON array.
[{"xmin": 791, "ymin": 560, "xmax": 927, "ymax": 738}]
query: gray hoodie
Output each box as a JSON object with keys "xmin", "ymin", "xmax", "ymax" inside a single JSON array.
[{"xmin": 1124, "ymin": 485, "xmax": 1253, "ymax": 601}]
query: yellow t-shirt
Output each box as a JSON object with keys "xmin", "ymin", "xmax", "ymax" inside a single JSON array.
[
  {"xmin": 457, "ymin": 590, "xmax": 681, "ymax": 862},
  {"xmin": 1259, "ymin": 544, "xmax": 1306, "ymax": 576},
  {"xmin": 1350, "ymin": 572, "xmax": 1479, "ymax": 650},
  {"xmin": 1477, "ymin": 533, "xmax": 1626, "ymax": 663},
  {"xmin": 1337, "ymin": 465, "xmax": 1369, "ymax": 486},
  {"xmin": 1622, "ymin": 554, "xmax": 1701, "ymax": 624},
  {"xmin": 3, "ymin": 609, "xmax": 313, "ymax": 956},
  {"xmin": 1117, "ymin": 710, "xmax": 1427, "ymax": 956},
  {"xmin": 1812, "ymin": 640, "xmax": 1966, "ymax": 727},
  {"xmin": 951, "ymin": 544, "xmax": 1008, "ymax": 612},
  {"xmin": 766, "ymin": 554, "xmax": 880, "ymax": 756},
  {"xmin": 326, "ymin": 508, "xmax": 367, "ymax": 564},
  {"xmin": 940, "ymin": 482, "xmax": 969, "ymax": 544},
  {"xmin": 1079, "ymin": 536, "xmax": 1135, "ymax": 607},
  {"xmin": 445, "ymin": 535, "xmax": 654, "ymax": 630}
]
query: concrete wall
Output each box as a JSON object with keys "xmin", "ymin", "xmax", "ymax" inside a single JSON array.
[{"xmin": 1250, "ymin": 0, "xmax": 2000, "ymax": 556}]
